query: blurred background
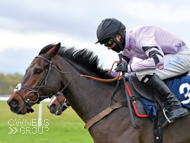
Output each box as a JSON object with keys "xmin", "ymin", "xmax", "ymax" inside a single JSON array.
[
  {"xmin": 1, "ymin": 0, "xmax": 190, "ymax": 142},
  {"xmin": 1, "ymin": 0, "xmax": 190, "ymax": 75}
]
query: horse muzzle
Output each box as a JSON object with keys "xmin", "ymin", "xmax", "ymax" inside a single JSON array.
[
  {"xmin": 7, "ymin": 98, "xmax": 19, "ymax": 109},
  {"xmin": 7, "ymin": 98, "xmax": 26, "ymax": 114}
]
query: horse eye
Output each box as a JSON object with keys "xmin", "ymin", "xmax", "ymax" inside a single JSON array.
[{"xmin": 34, "ymin": 69, "xmax": 42, "ymax": 74}]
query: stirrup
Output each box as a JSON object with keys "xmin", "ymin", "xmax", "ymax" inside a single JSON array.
[{"xmin": 162, "ymin": 108, "xmax": 172, "ymax": 124}]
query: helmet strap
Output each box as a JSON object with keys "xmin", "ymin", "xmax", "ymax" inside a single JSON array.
[
  {"xmin": 111, "ymin": 45, "xmax": 122, "ymax": 53},
  {"xmin": 111, "ymin": 35, "xmax": 125, "ymax": 53}
]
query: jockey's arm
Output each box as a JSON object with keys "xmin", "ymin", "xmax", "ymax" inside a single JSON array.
[{"xmin": 128, "ymin": 46, "xmax": 164, "ymax": 73}]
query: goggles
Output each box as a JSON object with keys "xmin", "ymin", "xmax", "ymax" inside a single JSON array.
[{"xmin": 100, "ymin": 39, "xmax": 114, "ymax": 47}]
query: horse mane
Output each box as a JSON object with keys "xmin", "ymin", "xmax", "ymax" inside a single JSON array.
[{"xmin": 39, "ymin": 44, "xmax": 115, "ymax": 80}]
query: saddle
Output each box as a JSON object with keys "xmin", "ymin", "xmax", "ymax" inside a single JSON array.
[
  {"xmin": 129, "ymin": 76, "xmax": 157, "ymax": 102},
  {"xmin": 125, "ymin": 76, "xmax": 161, "ymax": 121},
  {"xmin": 128, "ymin": 72, "xmax": 189, "ymax": 121}
]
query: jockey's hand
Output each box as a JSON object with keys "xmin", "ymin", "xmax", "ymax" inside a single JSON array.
[{"xmin": 115, "ymin": 61, "xmax": 128, "ymax": 72}]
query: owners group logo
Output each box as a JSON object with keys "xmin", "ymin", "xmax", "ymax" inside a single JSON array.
[{"xmin": 8, "ymin": 119, "xmax": 49, "ymax": 134}]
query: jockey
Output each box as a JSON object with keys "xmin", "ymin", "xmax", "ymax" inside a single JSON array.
[{"xmin": 95, "ymin": 18, "xmax": 190, "ymax": 127}]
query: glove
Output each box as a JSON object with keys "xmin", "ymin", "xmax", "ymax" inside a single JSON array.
[{"xmin": 115, "ymin": 61, "xmax": 128, "ymax": 72}]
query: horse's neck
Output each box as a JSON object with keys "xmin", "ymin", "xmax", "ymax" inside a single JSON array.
[
  {"xmin": 67, "ymin": 78, "xmax": 115, "ymax": 122},
  {"xmin": 58, "ymin": 58, "xmax": 119, "ymax": 123}
]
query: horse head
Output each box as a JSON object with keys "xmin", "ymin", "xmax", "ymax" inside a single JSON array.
[
  {"xmin": 7, "ymin": 43, "xmax": 63, "ymax": 114},
  {"xmin": 47, "ymin": 94, "xmax": 70, "ymax": 115}
]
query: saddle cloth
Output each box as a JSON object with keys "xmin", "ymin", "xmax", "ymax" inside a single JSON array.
[{"xmin": 127, "ymin": 75, "xmax": 190, "ymax": 121}]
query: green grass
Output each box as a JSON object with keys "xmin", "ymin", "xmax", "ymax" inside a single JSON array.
[{"xmin": 0, "ymin": 101, "xmax": 93, "ymax": 143}]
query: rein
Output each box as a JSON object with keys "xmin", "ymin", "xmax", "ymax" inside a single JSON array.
[
  {"xmin": 80, "ymin": 74, "xmax": 122, "ymax": 82},
  {"xmin": 80, "ymin": 61, "xmax": 122, "ymax": 82}
]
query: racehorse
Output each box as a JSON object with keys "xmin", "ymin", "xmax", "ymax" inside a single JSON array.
[
  {"xmin": 7, "ymin": 43, "xmax": 190, "ymax": 143},
  {"xmin": 47, "ymin": 94, "xmax": 70, "ymax": 115}
]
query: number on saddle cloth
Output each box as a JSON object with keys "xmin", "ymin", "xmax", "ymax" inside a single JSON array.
[{"xmin": 167, "ymin": 74, "xmax": 190, "ymax": 108}]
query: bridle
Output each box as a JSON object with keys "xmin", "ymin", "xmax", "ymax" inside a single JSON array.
[
  {"xmin": 55, "ymin": 95, "xmax": 70, "ymax": 115},
  {"xmin": 14, "ymin": 55, "xmax": 68, "ymax": 113}
]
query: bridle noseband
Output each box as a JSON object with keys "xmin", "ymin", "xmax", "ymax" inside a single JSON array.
[{"xmin": 55, "ymin": 95, "xmax": 70, "ymax": 115}]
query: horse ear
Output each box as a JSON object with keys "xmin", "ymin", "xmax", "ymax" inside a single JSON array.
[{"xmin": 46, "ymin": 43, "xmax": 61, "ymax": 59}]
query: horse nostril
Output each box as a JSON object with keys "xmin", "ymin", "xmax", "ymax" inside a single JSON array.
[
  {"xmin": 50, "ymin": 104, "xmax": 56, "ymax": 109},
  {"xmin": 12, "ymin": 100, "xmax": 18, "ymax": 104},
  {"xmin": 8, "ymin": 98, "xmax": 19, "ymax": 108}
]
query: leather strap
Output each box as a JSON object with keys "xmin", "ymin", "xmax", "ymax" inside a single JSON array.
[{"xmin": 84, "ymin": 99, "xmax": 127, "ymax": 130}]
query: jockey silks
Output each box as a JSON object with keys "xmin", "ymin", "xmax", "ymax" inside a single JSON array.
[{"xmin": 111, "ymin": 26, "xmax": 190, "ymax": 80}]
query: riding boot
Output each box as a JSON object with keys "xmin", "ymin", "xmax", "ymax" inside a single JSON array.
[{"xmin": 144, "ymin": 74, "xmax": 189, "ymax": 128}]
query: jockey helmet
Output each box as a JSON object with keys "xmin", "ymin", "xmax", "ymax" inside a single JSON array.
[{"xmin": 96, "ymin": 18, "xmax": 126, "ymax": 52}]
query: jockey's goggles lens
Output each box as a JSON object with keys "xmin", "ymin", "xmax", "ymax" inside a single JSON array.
[{"xmin": 101, "ymin": 39, "xmax": 114, "ymax": 47}]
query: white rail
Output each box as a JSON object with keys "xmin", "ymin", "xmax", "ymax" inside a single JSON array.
[{"xmin": 0, "ymin": 97, "xmax": 50, "ymax": 102}]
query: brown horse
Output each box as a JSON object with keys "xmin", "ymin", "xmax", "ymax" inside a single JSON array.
[
  {"xmin": 47, "ymin": 94, "xmax": 70, "ymax": 115},
  {"xmin": 7, "ymin": 43, "xmax": 190, "ymax": 143}
]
